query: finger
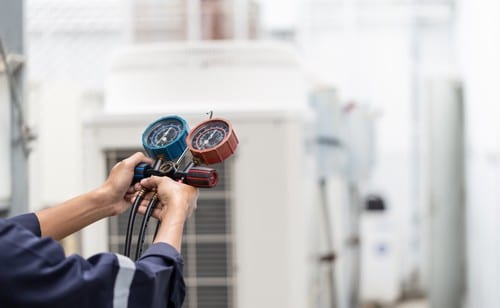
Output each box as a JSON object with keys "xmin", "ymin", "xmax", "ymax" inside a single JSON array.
[
  {"xmin": 134, "ymin": 182, "xmax": 143, "ymax": 191},
  {"xmin": 137, "ymin": 204, "xmax": 163, "ymax": 220},
  {"xmin": 140, "ymin": 176, "xmax": 174, "ymax": 190},
  {"xmin": 123, "ymin": 152, "xmax": 153, "ymax": 168},
  {"xmin": 131, "ymin": 192, "xmax": 152, "ymax": 204},
  {"xmin": 140, "ymin": 197, "xmax": 155, "ymax": 207},
  {"xmin": 124, "ymin": 195, "xmax": 133, "ymax": 203}
]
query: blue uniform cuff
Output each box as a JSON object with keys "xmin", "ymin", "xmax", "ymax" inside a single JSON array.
[
  {"xmin": 7, "ymin": 213, "xmax": 41, "ymax": 237},
  {"xmin": 140, "ymin": 242, "xmax": 184, "ymax": 265}
]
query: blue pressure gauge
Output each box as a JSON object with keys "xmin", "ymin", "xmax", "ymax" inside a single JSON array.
[{"xmin": 142, "ymin": 115, "xmax": 189, "ymax": 161}]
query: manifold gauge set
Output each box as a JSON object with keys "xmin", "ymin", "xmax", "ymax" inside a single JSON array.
[{"xmin": 124, "ymin": 114, "xmax": 238, "ymax": 259}]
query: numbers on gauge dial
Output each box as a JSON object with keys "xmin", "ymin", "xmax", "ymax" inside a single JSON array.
[{"xmin": 191, "ymin": 121, "xmax": 230, "ymax": 150}]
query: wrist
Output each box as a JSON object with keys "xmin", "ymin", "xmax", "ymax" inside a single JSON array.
[
  {"xmin": 162, "ymin": 205, "xmax": 189, "ymax": 223},
  {"xmin": 153, "ymin": 211, "xmax": 186, "ymax": 250},
  {"xmin": 91, "ymin": 185, "xmax": 116, "ymax": 217},
  {"xmin": 164, "ymin": 193, "xmax": 196, "ymax": 219}
]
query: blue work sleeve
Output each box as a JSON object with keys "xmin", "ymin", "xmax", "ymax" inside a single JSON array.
[
  {"xmin": 7, "ymin": 212, "xmax": 41, "ymax": 236},
  {"xmin": 131, "ymin": 243, "xmax": 186, "ymax": 307},
  {"xmin": 0, "ymin": 218, "xmax": 185, "ymax": 308}
]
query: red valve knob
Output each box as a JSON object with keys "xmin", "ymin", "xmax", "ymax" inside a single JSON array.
[{"xmin": 183, "ymin": 166, "xmax": 218, "ymax": 188}]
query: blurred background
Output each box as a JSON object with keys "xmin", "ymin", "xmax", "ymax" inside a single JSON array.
[{"xmin": 0, "ymin": 0, "xmax": 498, "ymax": 307}]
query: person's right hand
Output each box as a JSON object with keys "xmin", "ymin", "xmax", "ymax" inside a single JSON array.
[{"xmin": 137, "ymin": 176, "xmax": 199, "ymax": 222}]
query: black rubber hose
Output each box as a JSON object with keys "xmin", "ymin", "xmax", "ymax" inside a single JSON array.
[
  {"xmin": 153, "ymin": 220, "xmax": 161, "ymax": 239},
  {"xmin": 135, "ymin": 195, "xmax": 158, "ymax": 260},
  {"xmin": 124, "ymin": 191, "xmax": 145, "ymax": 257}
]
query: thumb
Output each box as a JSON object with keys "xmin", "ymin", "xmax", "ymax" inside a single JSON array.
[{"xmin": 124, "ymin": 151, "xmax": 153, "ymax": 166}]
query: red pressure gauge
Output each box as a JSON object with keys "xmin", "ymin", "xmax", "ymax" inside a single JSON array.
[{"xmin": 187, "ymin": 118, "xmax": 239, "ymax": 165}]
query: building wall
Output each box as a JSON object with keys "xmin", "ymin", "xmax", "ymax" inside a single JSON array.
[
  {"xmin": 457, "ymin": 0, "xmax": 500, "ymax": 307},
  {"xmin": 297, "ymin": 0, "xmax": 457, "ymax": 299}
]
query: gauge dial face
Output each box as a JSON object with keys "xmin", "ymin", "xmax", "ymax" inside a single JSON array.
[
  {"xmin": 145, "ymin": 118, "xmax": 184, "ymax": 148},
  {"xmin": 190, "ymin": 120, "xmax": 230, "ymax": 150},
  {"xmin": 187, "ymin": 117, "xmax": 238, "ymax": 165}
]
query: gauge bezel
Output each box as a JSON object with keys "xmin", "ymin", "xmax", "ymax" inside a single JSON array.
[
  {"xmin": 187, "ymin": 118, "xmax": 238, "ymax": 165},
  {"xmin": 142, "ymin": 115, "xmax": 189, "ymax": 161}
]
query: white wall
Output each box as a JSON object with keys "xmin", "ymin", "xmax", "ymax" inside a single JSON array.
[
  {"xmin": 28, "ymin": 82, "xmax": 99, "ymax": 211},
  {"xmin": 457, "ymin": 0, "xmax": 500, "ymax": 307}
]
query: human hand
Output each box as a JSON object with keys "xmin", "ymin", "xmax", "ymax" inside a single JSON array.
[
  {"xmin": 98, "ymin": 152, "xmax": 153, "ymax": 216},
  {"xmin": 137, "ymin": 176, "xmax": 199, "ymax": 222}
]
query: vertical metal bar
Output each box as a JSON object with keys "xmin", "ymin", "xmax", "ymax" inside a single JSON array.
[
  {"xmin": 405, "ymin": 0, "xmax": 424, "ymax": 296},
  {"xmin": 0, "ymin": 52, "xmax": 11, "ymax": 212},
  {"xmin": 319, "ymin": 178, "xmax": 338, "ymax": 308},
  {"xmin": 0, "ymin": 0, "xmax": 28, "ymax": 216}
]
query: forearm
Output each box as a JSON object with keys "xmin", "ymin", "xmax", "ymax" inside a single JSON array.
[
  {"xmin": 35, "ymin": 188, "xmax": 113, "ymax": 240},
  {"xmin": 153, "ymin": 208, "xmax": 187, "ymax": 252}
]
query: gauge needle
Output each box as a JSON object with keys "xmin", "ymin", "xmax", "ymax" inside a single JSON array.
[
  {"xmin": 161, "ymin": 127, "xmax": 172, "ymax": 143},
  {"xmin": 202, "ymin": 131, "xmax": 217, "ymax": 148},
  {"xmin": 208, "ymin": 130, "xmax": 216, "ymax": 142}
]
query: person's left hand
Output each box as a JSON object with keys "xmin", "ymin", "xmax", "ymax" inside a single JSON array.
[{"xmin": 99, "ymin": 152, "xmax": 153, "ymax": 216}]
